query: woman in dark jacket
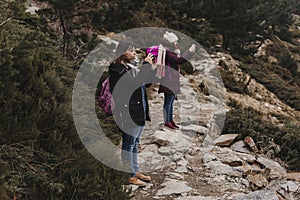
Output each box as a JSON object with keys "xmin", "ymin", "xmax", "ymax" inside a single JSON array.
[{"xmin": 108, "ymin": 39, "xmax": 155, "ymax": 186}]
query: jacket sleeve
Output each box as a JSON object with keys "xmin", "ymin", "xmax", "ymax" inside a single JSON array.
[{"xmin": 166, "ymin": 49, "xmax": 193, "ymax": 65}]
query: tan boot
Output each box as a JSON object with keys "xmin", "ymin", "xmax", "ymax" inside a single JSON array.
[
  {"xmin": 136, "ymin": 172, "xmax": 151, "ymax": 182},
  {"xmin": 128, "ymin": 177, "xmax": 147, "ymax": 187}
]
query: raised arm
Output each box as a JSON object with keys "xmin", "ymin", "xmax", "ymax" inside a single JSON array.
[{"xmin": 166, "ymin": 49, "xmax": 193, "ymax": 65}]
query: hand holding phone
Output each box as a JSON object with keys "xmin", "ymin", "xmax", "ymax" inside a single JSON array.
[{"xmin": 145, "ymin": 53, "xmax": 155, "ymax": 64}]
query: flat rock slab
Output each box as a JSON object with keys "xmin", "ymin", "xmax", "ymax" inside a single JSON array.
[
  {"xmin": 181, "ymin": 124, "xmax": 209, "ymax": 134},
  {"xmin": 257, "ymin": 156, "xmax": 286, "ymax": 179},
  {"xmin": 156, "ymin": 179, "xmax": 193, "ymax": 196},
  {"xmin": 174, "ymin": 196, "xmax": 219, "ymax": 200},
  {"xmin": 232, "ymin": 190, "xmax": 279, "ymax": 200},
  {"xmin": 213, "ymin": 134, "xmax": 238, "ymax": 147}
]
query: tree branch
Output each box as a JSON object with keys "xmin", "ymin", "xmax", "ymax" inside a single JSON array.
[{"xmin": 0, "ymin": 17, "xmax": 13, "ymax": 28}]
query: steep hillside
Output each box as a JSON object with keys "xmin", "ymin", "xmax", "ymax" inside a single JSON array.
[{"xmin": 1, "ymin": 0, "xmax": 299, "ymax": 199}]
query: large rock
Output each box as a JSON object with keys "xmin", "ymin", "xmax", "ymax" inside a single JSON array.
[
  {"xmin": 204, "ymin": 161, "xmax": 242, "ymax": 177},
  {"xmin": 207, "ymin": 147, "xmax": 245, "ymax": 166},
  {"xmin": 181, "ymin": 124, "xmax": 209, "ymax": 134},
  {"xmin": 219, "ymin": 153, "xmax": 244, "ymax": 167},
  {"xmin": 257, "ymin": 156, "xmax": 287, "ymax": 179},
  {"xmin": 231, "ymin": 140, "xmax": 251, "ymax": 154},
  {"xmin": 156, "ymin": 179, "xmax": 193, "ymax": 196},
  {"xmin": 213, "ymin": 134, "xmax": 238, "ymax": 147},
  {"xmin": 208, "ymin": 121, "xmax": 222, "ymax": 139},
  {"xmin": 235, "ymin": 152, "xmax": 256, "ymax": 163},
  {"xmin": 232, "ymin": 190, "xmax": 279, "ymax": 200},
  {"xmin": 174, "ymin": 196, "xmax": 217, "ymax": 200},
  {"xmin": 153, "ymin": 130, "xmax": 179, "ymax": 146}
]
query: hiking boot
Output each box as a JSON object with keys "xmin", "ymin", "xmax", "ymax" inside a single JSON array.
[
  {"xmin": 171, "ymin": 121, "xmax": 180, "ymax": 129},
  {"xmin": 136, "ymin": 172, "xmax": 151, "ymax": 182},
  {"xmin": 128, "ymin": 177, "xmax": 147, "ymax": 187},
  {"xmin": 164, "ymin": 122, "xmax": 176, "ymax": 130}
]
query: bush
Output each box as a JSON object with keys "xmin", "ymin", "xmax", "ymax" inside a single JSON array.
[
  {"xmin": 222, "ymin": 106, "xmax": 300, "ymax": 170},
  {"xmin": 238, "ymin": 61, "xmax": 300, "ymax": 110}
]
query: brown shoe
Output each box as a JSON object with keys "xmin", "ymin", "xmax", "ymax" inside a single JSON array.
[
  {"xmin": 136, "ymin": 172, "xmax": 151, "ymax": 182},
  {"xmin": 128, "ymin": 177, "xmax": 147, "ymax": 187}
]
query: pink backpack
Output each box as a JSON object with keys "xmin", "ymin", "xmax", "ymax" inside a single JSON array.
[{"xmin": 98, "ymin": 77, "xmax": 115, "ymax": 115}]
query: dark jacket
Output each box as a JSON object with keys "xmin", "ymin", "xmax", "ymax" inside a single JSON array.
[
  {"xmin": 108, "ymin": 62, "xmax": 155, "ymax": 127},
  {"xmin": 158, "ymin": 49, "xmax": 193, "ymax": 94}
]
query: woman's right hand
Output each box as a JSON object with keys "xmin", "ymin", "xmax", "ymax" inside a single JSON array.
[{"xmin": 145, "ymin": 53, "xmax": 154, "ymax": 64}]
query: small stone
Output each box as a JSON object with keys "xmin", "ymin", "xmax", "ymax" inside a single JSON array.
[
  {"xmin": 166, "ymin": 172, "xmax": 184, "ymax": 180},
  {"xmin": 244, "ymin": 136, "xmax": 258, "ymax": 152},
  {"xmin": 280, "ymin": 181, "xmax": 299, "ymax": 192},
  {"xmin": 247, "ymin": 174, "xmax": 268, "ymax": 188},
  {"xmin": 158, "ymin": 146, "xmax": 177, "ymax": 156}
]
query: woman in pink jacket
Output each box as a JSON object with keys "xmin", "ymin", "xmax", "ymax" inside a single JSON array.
[{"xmin": 147, "ymin": 32, "xmax": 196, "ymax": 130}]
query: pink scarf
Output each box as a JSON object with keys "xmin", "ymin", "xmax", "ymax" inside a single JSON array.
[{"xmin": 155, "ymin": 45, "xmax": 166, "ymax": 79}]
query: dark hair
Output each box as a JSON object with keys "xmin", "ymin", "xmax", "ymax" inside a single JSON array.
[
  {"xmin": 115, "ymin": 39, "xmax": 133, "ymax": 56},
  {"xmin": 114, "ymin": 38, "xmax": 134, "ymax": 64},
  {"xmin": 115, "ymin": 54, "xmax": 131, "ymax": 64}
]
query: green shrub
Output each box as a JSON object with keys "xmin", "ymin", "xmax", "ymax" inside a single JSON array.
[
  {"xmin": 222, "ymin": 106, "xmax": 300, "ymax": 170},
  {"xmin": 238, "ymin": 61, "xmax": 300, "ymax": 110}
]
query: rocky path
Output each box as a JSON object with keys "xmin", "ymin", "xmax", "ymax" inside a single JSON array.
[
  {"xmin": 125, "ymin": 58, "xmax": 300, "ymax": 200},
  {"xmin": 127, "ymin": 57, "xmax": 236, "ymax": 199}
]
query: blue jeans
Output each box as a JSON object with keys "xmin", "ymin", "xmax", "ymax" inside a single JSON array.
[
  {"xmin": 121, "ymin": 125, "xmax": 144, "ymax": 177},
  {"xmin": 163, "ymin": 93, "xmax": 175, "ymax": 123}
]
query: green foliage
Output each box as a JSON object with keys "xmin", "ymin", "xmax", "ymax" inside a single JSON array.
[
  {"xmin": 219, "ymin": 69, "xmax": 249, "ymax": 94},
  {"xmin": 222, "ymin": 106, "xmax": 300, "ymax": 170},
  {"xmin": 201, "ymin": 0, "xmax": 298, "ymax": 51},
  {"xmin": 238, "ymin": 60, "xmax": 300, "ymax": 110},
  {"xmin": 0, "ymin": 159, "xmax": 9, "ymax": 200},
  {"xmin": 279, "ymin": 122, "xmax": 300, "ymax": 169},
  {"xmin": 278, "ymin": 52, "xmax": 298, "ymax": 75},
  {"xmin": 1, "ymin": 143, "xmax": 129, "ymax": 199},
  {"xmin": 1, "ymin": 1, "xmax": 128, "ymax": 199}
]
